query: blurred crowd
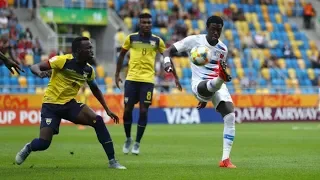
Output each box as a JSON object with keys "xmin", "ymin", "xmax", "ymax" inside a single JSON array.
[{"xmin": 0, "ymin": 0, "xmax": 43, "ymax": 68}]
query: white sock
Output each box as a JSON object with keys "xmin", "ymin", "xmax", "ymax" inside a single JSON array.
[
  {"xmin": 222, "ymin": 113, "xmax": 236, "ymax": 161},
  {"xmin": 206, "ymin": 77, "xmax": 224, "ymax": 92}
]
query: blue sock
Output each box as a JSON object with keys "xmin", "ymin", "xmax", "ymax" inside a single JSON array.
[
  {"xmin": 93, "ymin": 116, "xmax": 115, "ymax": 160},
  {"xmin": 123, "ymin": 110, "xmax": 133, "ymax": 138},
  {"xmin": 30, "ymin": 138, "xmax": 51, "ymax": 151},
  {"xmin": 136, "ymin": 111, "xmax": 148, "ymax": 143}
]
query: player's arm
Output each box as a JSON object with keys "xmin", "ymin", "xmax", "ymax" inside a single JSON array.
[
  {"xmin": 87, "ymin": 74, "xmax": 119, "ymax": 123},
  {"xmin": 163, "ymin": 45, "xmax": 179, "ymax": 73},
  {"xmin": 1, "ymin": 51, "xmax": 24, "ymax": 74},
  {"xmin": 29, "ymin": 61, "xmax": 52, "ymax": 78},
  {"xmin": 163, "ymin": 36, "xmax": 195, "ymax": 91},
  {"xmin": 30, "ymin": 56, "xmax": 64, "ymax": 78},
  {"xmin": 115, "ymin": 35, "xmax": 130, "ymax": 89}
]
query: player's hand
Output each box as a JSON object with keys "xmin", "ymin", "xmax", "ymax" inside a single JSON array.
[
  {"xmin": 164, "ymin": 62, "xmax": 173, "ymax": 73},
  {"xmin": 175, "ymin": 79, "xmax": 182, "ymax": 91},
  {"xmin": 197, "ymin": 101, "xmax": 207, "ymax": 110},
  {"xmin": 106, "ymin": 110, "xmax": 119, "ymax": 124},
  {"xmin": 37, "ymin": 71, "xmax": 51, "ymax": 78},
  {"xmin": 4, "ymin": 58, "xmax": 24, "ymax": 75},
  {"xmin": 115, "ymin": 74, "xmax": 122, "ymax": 89}
]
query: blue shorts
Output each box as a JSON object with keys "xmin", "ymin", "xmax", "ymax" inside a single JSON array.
[
  {"xmin": 124, "ymin": 80, "xmax": 154, "ymax": 105},
  {"xmin": 40, "ymin": 99, "xmax": 84, "ymax": 135}
]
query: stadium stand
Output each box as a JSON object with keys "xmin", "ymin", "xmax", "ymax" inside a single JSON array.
[{"xmin": 110, "ymin": 0, "xmax": 320, "ymax": 94}]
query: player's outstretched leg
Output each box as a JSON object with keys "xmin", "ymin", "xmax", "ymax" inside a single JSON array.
[
  {"xmin": 217, "ymin": 101, "xmax": 236, "ymax": 168},
  {"xmin": 132, "ymin": 104, "xmax": 149, "ymax": 155},
  {"xmin": 198, "ymin": 58, "xmax": 232, "ymax": 96},
  {"xmin": 15, "ymin": 127, "xmax": 53, "ymax": 165},
  {"xmin": 75, "ymin": 105, "xmax": 126, "ymax": 169},
  {"xmin": 123, "ymin": 104, "xmax": 134, "ymax": 154}
]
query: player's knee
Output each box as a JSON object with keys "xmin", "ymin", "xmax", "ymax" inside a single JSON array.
[
  {"xmin": 124, "ymin": 104, "xmax": 134, "ymax": 112},
  {"xmin": 138, "ymin": 107, "xmax": 148, "ymax": 125},
  {"xmin": 197, "ymin": 81, "xmax": 213, "ymax": 97},
  {"xmin": 92, "ymin": 115, "xmax": 104, "ymax": 127},
  {"xmin": 123, "ymin": 108, "xmax": 133, "ymax": 124},
  {"xmin": 217, "ymin": 101, "xmax": 234, "ymax": 117}
]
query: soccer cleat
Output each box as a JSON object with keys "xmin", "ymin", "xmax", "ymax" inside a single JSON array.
[
  {"xmin": 218, "ymin": 59, "xmax": 232, "ymax": 82},
  {"xmin": 131, "ymin": 142, "xmax": 140, "ymax": 155},
  {"xmin": 15, "ymin": 143, "xmax": 32, "ymax": 165},
  {"xmin": 122, "ymin": 138, "xmax": 132, "ymax": 154},
  {"xmin": 219, "ymin": 158, "xmax": 236, "ymax": 168},
  {"xmin": 108, "ymin": 159, "xmax": 127, "ymax": 169}
]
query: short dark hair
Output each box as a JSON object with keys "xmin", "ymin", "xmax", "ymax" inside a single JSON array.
[
  {"xmin": 72, "ymin": 36, "xmax": 89, "ymax": 53},
  {"xmin": 139, "ymin": 13, "xmax": 152, "ymax": 19},
  {"xmin": 206, "ymin": 15, "xmax": 224, "ymax": 27}
]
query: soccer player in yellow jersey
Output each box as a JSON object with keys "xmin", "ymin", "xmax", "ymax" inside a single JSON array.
[
  {"xmin": 15, "ymin": 37, "xmax": 126, "ymax": 169},
  {"xmin": 115, "ymin": 13, "xmax": 182, "ymax": 155}
]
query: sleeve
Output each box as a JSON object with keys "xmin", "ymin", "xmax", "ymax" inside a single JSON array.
[
  {"xmin": 48, "ymin": 56, "xmax": 66, "ymax": 70},
  {"xmin": 221, "ymin": 48, "xmax": 228, "ymax": 61},
  {"xmin": 173, "ymin": 36, "xmax": 195, "ymax": 53},
  {"xmin": 121, "ymin": 35, "xmax": 131, "ymax": 50},
  {"xmin": 87, "ymin": 66, "xmax": 96, "ymax": 82},
  {"xmin": 158, "ymin": 38, "xmax": 166, "ymax": 53}
]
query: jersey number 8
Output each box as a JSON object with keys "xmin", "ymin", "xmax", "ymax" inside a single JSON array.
[
  {"xmin": 146, "ymin": 91, "xmax": 152, "ymax": 100},
  {"xmin": 142, "ymin": 48, "xmax": 147, "ymax": 55}
]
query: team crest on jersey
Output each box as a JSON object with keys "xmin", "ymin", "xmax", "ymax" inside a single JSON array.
[
  {"xmin": 45, "ymin": 118, "xmax": 52, "ymax": 125},
  {"xmin": 214, "ymin": 51, "xmax": 221, "ymax": 58},
  {"xmin": 150, "ymin": 40, "xmax": 156, "ymax": 46},
  {"xmin": 83, "ymin": 72, "xmax": 89, "ymax": 78},
  {"xmin": 124, "ymin": 97, "xmax": 128, "ymax": 103}
]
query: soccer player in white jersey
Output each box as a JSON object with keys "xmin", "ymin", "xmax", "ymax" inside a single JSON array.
[{"xmin": 163, "ymin": 15, "xmax": 236, "ymax": 168}]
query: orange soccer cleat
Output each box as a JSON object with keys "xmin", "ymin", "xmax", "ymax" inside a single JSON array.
[
  {"xmin": 218, "ymin": 59, "xmax": 232, "ymax": 82},
  {"xmin": 219, "ymin": 158, "xmax": 237, "ymax": 168}
]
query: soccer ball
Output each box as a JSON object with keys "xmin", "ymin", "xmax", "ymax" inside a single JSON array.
[{"xmin": 189, "ymin": 46, "xmax": 211, "ymax": 66}]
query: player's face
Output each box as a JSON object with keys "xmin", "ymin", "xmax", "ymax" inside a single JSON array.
[
  {"xmin": 207, "ymin": 23, "xmax": 223, "ymax": 41},
  {"xmin": 77, "ymin": 40, "xmax": 94, "ymax": 64},
  {"xmin": 139, "ymin": 18, "xmax": 152, "ymax": 34}
]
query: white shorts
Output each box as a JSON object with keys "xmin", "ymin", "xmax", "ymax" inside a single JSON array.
[{"xmin": 191, "ymin": 79, "xmax": 233, "ymax": 109}]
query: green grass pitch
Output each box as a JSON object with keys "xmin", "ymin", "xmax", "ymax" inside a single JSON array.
[{"xmin": 1, "ymin": 123, "xmax": 320, "ymax": 180}]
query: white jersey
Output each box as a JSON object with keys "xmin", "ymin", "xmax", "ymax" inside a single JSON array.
[
  {"xmin": 173, "ymin": 34, "xmax": 228, "ymax": 82},
  {"xmin": 173, "ymin": 34, "xmax": 232, "ymax": 108}
]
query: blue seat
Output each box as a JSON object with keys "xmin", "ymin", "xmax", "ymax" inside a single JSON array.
[
  {"xmin": 96, "ymin": 78, "xmax": 104, "ymax": 85},
  {"xmin": 10, "ymin": 77, "xmax": 18, "ymax": 86},
  {"xmin": 27, "ymin": 77, "xmax": 35, "ymax": 87},
  {"xmin": 182, "ymin": 68, "xmax": 189, "ymax": 78},
  {"xmin": 252, "ymin": 59, "xmax": 260, "ymax": 70},
  {"xmin": 28, "ymin": 88, "xmax": 35, "ymax": 93},
  {"xmin": 184, "ymin": 1, "xmax": 193, "ymax": 10},
  {"xmin": 42, "ymin": 78, "xmax": 49, "ymax": 85},
  {"xmin": 132, "ymin": 18, "xmax": 138, "ymax": 28},
  {"xmin": 113, "ymin": 88, "xmax": 121, "ymax": 94},
  {"xmin": 270, "ymin": 69, "xmax": 277, "ymax": 79},
  {"xmin": 11, "ymin": 88, "xmax": 18, "ymax": 93},
  {"xmin": 181, "ymin": 78, "xmax": 189, "ymax": 86},
  {"xmin": 35, "ymin": 77, "xmax": 42, "ymax": 86},
  {"xmin": 192, "ymin": 20, "xmax": 198, "ymax": 29},
  {"xmin": 231, "ymin": 69, "xmax": 237, "ymax": 77},
  {"xmin": 152, "ymin": 28, "xmax": 160, "ymax": 36},
  {"xmin": 259, "ymin": 78, "xmax": 267, "ymax": 86},
  {"xmin": 20, "ymin": 88, "xmax": 27, "ymax": 93}
]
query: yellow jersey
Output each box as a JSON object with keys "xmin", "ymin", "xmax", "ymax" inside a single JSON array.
[
  {"xmin": 43, "ymin": 54, "xmax": 96, "ymax": 104},
  {"xmin": 122, "ymin": 32, "xmax": 166, "ymax": 84}
]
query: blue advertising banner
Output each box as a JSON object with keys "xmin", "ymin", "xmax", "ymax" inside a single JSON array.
[{"xmin": 131, "ymin": 108, "xmax": 224, "ymax": 124}]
